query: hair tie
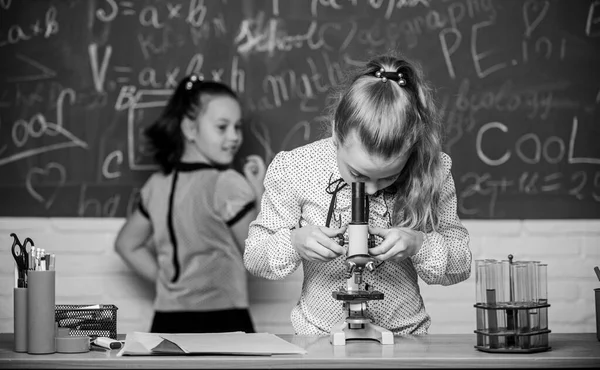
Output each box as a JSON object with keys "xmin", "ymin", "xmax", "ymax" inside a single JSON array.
[
  {"xmin": 373, "ymin": 68, "xmax": 406, "ymax": 86},
  {"xmin": 185, "ymin": 74, "xmax": 204, "ymax": 90}
]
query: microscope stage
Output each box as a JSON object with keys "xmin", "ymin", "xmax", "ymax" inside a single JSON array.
[{"xmin": 332, "ymin": 290, "xmax": 384, "ymax": 301}]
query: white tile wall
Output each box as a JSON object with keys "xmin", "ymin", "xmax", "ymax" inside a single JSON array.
[{"xmin": 1, "ymin": 218, "xmax": 598, "ymax": 335}]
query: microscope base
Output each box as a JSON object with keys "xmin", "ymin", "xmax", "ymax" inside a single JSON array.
[{"xmin": 330, "ymin": 319, "xmax": 394, "ymax": 346}]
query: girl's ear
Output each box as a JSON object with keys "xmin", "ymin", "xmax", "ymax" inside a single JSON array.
[{"xmin": 181, "ymin": 116, "xmax": 196, "ymax": 142}]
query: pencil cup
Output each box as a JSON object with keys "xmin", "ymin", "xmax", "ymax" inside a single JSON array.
[
  {"xmin": 27, "ymin": 270, "xmax": 56, "ymax": 354},
  {"xmin": 13, "ymin": 287, "xmax": 27, "ymax": 352},
  {"xmin": 595, "ymin": 288, "xmax": 600, "ymax": 342}
]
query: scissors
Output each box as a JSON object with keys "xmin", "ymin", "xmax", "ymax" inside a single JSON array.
[{"xmin": 11, "ymin": 233, "xmax": 34, "ymax": 282}]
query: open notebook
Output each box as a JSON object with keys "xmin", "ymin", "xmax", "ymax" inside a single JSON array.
[{"xmin": 117, "ymin": 331, "xmax": 307, "ymax": 356}]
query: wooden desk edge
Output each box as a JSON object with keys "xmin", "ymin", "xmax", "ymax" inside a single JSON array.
[{"xmin": 0, "ymin": 333, "xmax": 598, "ymax": 369}]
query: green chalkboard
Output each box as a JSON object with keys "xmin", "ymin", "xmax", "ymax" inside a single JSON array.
[{"xmin": 0, "ymin": 0, "xmax": 599, "ymax": 218}]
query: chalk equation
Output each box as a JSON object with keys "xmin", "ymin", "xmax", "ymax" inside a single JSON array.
[
  {"xmin": 459, "ymin": 169, "xmax": 600, "ymax": 218},
  {"xmin": 0, "ymin": 0, "xmax": 598, "ymax": 218}
]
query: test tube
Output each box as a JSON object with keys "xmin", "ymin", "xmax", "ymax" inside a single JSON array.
[
  {"xmin": 475, "ymin": 260, "xmax": 488, "ymax": 305},
  {"xmin": 519, "ymin": 261, "xmax": 539, "ymax": 301},
  {"xmin": 486, "ymin": 287, "xmax": 499, "ymax": 349},
  {"xmin": 537, "ymin": 264, "xmax": 549, "ymax": 348},
  {"xmin": 474, "ymin": 260, "xmax": 487, "ymax": 347},
  {"xmin": 505, "ymin": 257, "xmax": 515, "ymax": 348},
  {"xmin": 485, "ymin": 261, "xmax": 498, "ymax": 308},
  {"xmin": 485, "ymin": 260, "xmax": 500, "ymax": 349},
  {"xmin": 512, "ymin": 263, "xmax": 531, "ymax": 349},
  {"xmin": 487, "ymin": 262, "xmax": 499, "ymax": 349},
  {"xmin": 497, "ymin": 260, "xmax": 511, "ymax": 305},
  {"xmin": 537, "ymin": 263, "xmax": 548, "ymax": 305},
  {"xmin": 526, "ymin": 261, "xmax": 540, "ymax": 347},
  {"xmin": 495, "ymin": 260, "xmax": 509, "ymax": 348}
]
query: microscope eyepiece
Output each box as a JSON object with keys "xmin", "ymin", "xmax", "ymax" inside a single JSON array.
[{"xmin": 351, "ymin": 182, "xmax": 366, "ymax": 223}]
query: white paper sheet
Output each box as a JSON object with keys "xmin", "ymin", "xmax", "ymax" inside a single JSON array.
[{"xmin": 117, "ymin": 331, "xmax": 307, "ymax": 356}]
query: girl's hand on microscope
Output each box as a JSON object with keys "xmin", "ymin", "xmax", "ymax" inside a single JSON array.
[
  {"xmin": 367, "ymin": 226, "xmax": 424, "ymax": 262},
  {"xmin": 291, "ymin": 225, "xmax": 347, "ymax": 262}
]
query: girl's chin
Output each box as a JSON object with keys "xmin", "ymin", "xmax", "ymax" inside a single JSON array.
[{"xmin": 215, "ymin": 154, "xmax": 235, "ymax": 165}]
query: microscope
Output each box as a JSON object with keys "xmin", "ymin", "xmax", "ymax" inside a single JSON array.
[{"xmin": 330, "ymin": 182, "xmax": 394, "ymax": 345}]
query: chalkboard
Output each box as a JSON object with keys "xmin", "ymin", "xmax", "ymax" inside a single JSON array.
[{"xmin": 1, "ymin": 0, "xmax": 599, "ymax": 219}]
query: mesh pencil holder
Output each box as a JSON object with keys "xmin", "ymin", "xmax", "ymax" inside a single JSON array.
[
  {"xmin": 474, "ymin": 255, "xmax": 551, "ymax": 353},
  {"xmin": 55, "ymin": 304, "xmax": 118, "ymax": 340}
]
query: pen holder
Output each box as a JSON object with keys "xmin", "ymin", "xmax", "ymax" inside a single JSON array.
[
  {"xmin": 595, "ymin": 288, "xmax": 600, "ymax": 342},
  {"xmin": 55, "ymin": 304, "xmax": 118, "ymax": 340},
  {"xmin": 27, "ymin": 270, "xmax": 56, "ymax": 354},
  {"xmin": 13, "ymin": 287, "xmax": 27, "ymax": 352}
]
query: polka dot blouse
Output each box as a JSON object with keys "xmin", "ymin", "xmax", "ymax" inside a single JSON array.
[{"xmin": 244, "ymin": 137, "xmax": 472, "ymax": 336}]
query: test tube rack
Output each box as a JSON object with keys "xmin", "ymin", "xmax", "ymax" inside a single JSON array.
[{"xmin": 474, "ymin": 255, "xmax": 551, "ymax": 353}]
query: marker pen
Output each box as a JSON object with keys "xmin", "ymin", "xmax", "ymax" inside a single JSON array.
[{"xmin": 92, "ymin": 337, "xmax": 123, "ymax": 350}]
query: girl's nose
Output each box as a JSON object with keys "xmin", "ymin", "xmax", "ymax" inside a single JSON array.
[{"xmin": 227, "ymin": 127, "xmax": 241, "ymax": 141}]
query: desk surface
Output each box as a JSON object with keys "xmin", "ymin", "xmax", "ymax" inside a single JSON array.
[{"xmin": 0, "ymin": 333, "xmax": 598, "ymax": 368}]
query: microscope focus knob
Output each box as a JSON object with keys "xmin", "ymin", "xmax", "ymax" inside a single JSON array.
[
  {"xmin": 345, "ymin": 261, "xmax": 357, "ymax": 279},
  {"xmin": 368, "ymin": 235, "xmax": 375, "ymax": 249},
  {"xmin": 365, "ymin": 261, "xmax": 376, "ymax": 272},
  {"xmin": 347, "ymin": 261, "xmax": 357, "ymax": 273}
]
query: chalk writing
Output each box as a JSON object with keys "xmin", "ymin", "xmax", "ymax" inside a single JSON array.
[
  {"xmin": 0, "ymin": 0, "xmax": 12, "ymax": 10},
  {"xmin": 166, "ymin": 3, "xmax": 182, "ymax": 19},
  {"xmin": 189, "ymin": 12, "xmax": 227, "ymax": 43},
  {"xmin": 247, "ymin": 52, "xmax": 344, "ymax": 112},
  {"xmin": 78, "ymin": 184, "xmax": 120, "ymax": 217},
  {"xmin": 235, "ymin": 13, "xmax": 326, "ymax": 56},
  {"xmin": 0, "ymin": 5, "xmax": 58, "ymax": 47},
  {"xmin": 460, "ymin": 168, "xmax": 600, "ymax": 217},
  {"xmin": 441, "ymin": 17, "xmax": 510, "ymax": 79},
  {"xmin": 138, "ymin": 26, "xmax": 181, "ymax": 59},
  {"xmin": 310, "ymin": 0, "xmax": 432, "ymax": 20},
  {"xmin": 406, "ymin": 0, "xmax": 495, "ymax": 50},
  {"xmin": 89, "ymin": 44, "xmax": 112, "ymax": 93},
  {"xmin": 114, "ymin": 86, "xmax": 169, "ymax": 169},
  {"xmin": 311, "ymin": 0, "xmax": 344, "ymax": 17},
  {"xmin": 586, "ymin": 0, "xmax": 600, "ymax": 37},
  {"xmin": 113, "ymin": 66, "xmax": 132, "ymax": 84},
  {"xmin": 6, "ymin": 54, "xmax": 56, "ymax": 83},
  {"xmin": 523, "ymin": 0, "xmax": 548, "ymax": 38},
  {"xmin": 471, "ymin": 19, "xmax": 507, "ymax": 78},
  {"xmin": 187, "ymin": 0, "xmax": 208, "ymax": 27},
  {"xmin": 0, "ymin": 89, "xmax": 88, "ymax": 167},
  {"xmin": 0, "ymin": 0, "xmax": 597, "ymax": 219},
  {"xmin": 25, "ymin": 162, "xmax": 66, "ymax": 209},
  {"xmin": 521, "ymin": 36, "xmax": 567, "ymax": 63},
  {"xmin": 475, "ymin": 117, "xmax": 596, "ymax": 167},
  {"xmin": 96, "ymin": 0, "xmax": 119, "ymax": 22},
  {"xmin": 442, "ymin": 79, "xmax": 556, "ymax": 152},
  {"xmin": 102, "ymin": 150, "xmax": 123, "ymax": 179},
  {"xmin": 568, "ymin": 117, "xmax": 600, "ymax": 165},
  {"xmin": 139, "ymin": 5, "xmax": 164, "ymax": 28}
]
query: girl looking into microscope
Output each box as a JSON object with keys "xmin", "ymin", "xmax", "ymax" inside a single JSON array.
[{"xmin": 244, "ymin": 54, "xmax": 472, "ymax": 336}]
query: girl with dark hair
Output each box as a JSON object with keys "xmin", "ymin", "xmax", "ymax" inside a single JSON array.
[
  {"xmin": 115, "ymin": 75, "xmax": 265, "ymax": 333},
  {"xmin": 244, "ymin": 54, "xmax": 471, "ymax": 336}
]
